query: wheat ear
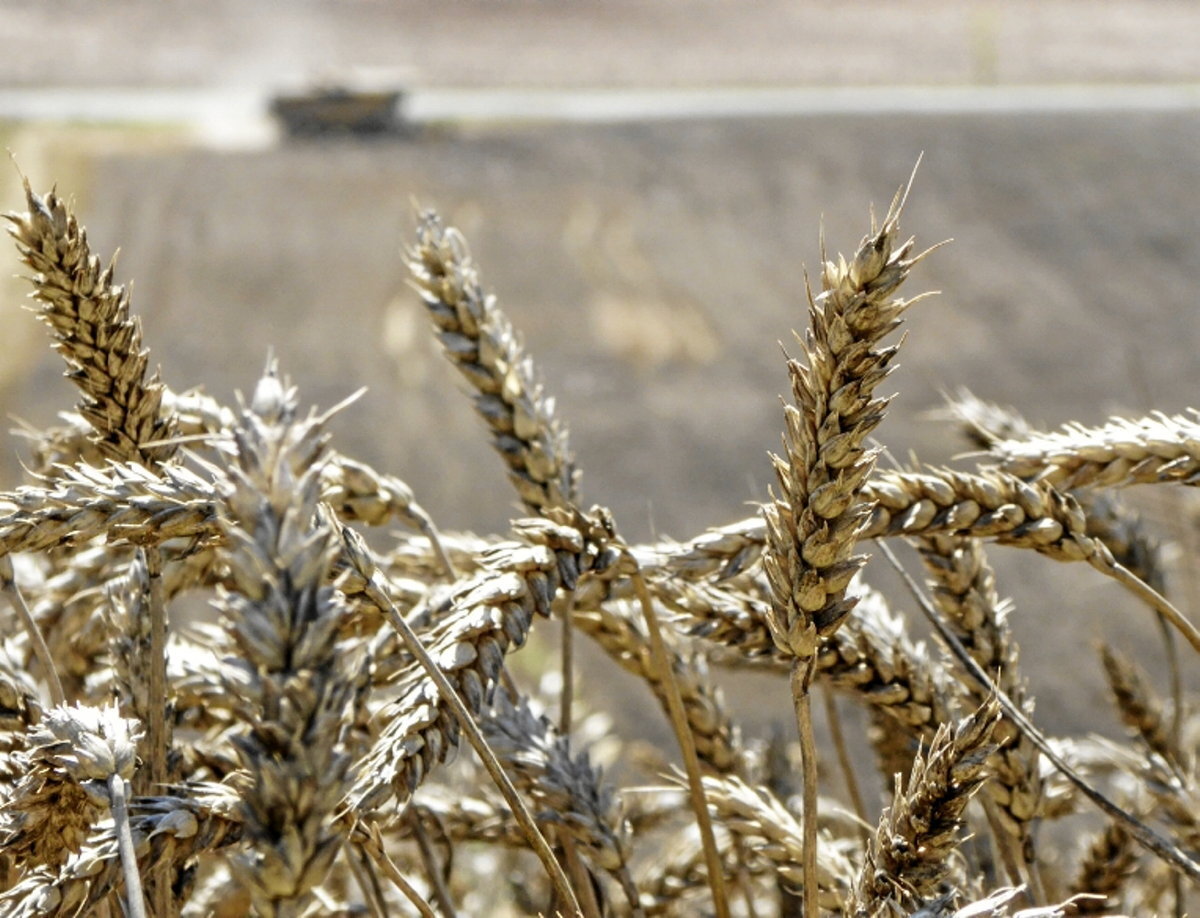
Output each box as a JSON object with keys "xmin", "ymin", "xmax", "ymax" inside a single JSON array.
[
  {"xmin": 762, "ymin": 175, "xmax": 930, "ymax": 918},
  {"xmin": 0, "ymin": 461, "xmax": 219, "ymax": 555},
  {"xmin": 344, "ymin": 527, "xmax": 584, "ymax": 918},
  {"xmin": 664, "ymin": 466, "xmax": 1200, "ymax": 653},
  {"xmin": 1098, "ymin": 643, "xmax": 1179, "ymax": 767},
  {"xmin": 986, "ymin": 411, "xmax": 1200, "ymax": 489},
  {"xmin": 917, "ymin": 535, "xmax": 1042, "ymax": 887},
  {"xmin": 0, "ymin": 786, "xmax": 243, "ymax": 917},
  {"xmin": 1069, "ymin": 822, "xmax": 1137, "ymax": 915},
  {"xmin": 6, "ymin": 181, "xmax": 175, "ymax": 466},
  {"xmin": 0, "ymin": 704, "xmax": 140, "ymax": 877},
  {"xmin": 878, "ymin": 537, "xmax": 1200, "ymax": 884},
  {"xmin": 407, "ymin": 211, "xmax": 579, "ymax": 515},
  {"xmin": 342, "ymin": 508, "xmax": 616, "ymax": 807},
  {"xmin": 483, "ymin": 691, "xmax": 627, "ymax": 874},
  {"xmin": 212, "ymin": 367, "xmax": 358, "ymax": 916},
  {"xmin": 851, "ymin": 699, "xmax": 1001, "ymax": 915}
]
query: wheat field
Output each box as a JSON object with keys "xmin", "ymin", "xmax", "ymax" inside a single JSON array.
[{"xmin": 0, "ymin": 170, "xmax": 1195, "ymax": 917}]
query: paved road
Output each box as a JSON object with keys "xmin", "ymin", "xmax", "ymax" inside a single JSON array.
[{"xmin": 5, "ymin": 84, "xmax": 1200, "ymax": 147}]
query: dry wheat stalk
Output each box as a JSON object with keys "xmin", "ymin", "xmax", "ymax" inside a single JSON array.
[
  {"xmin": 5, "ymin": 182, "xmax": 175, "ymax": 466},
  {"xmin": 407, "ymin": 211, "xmax": 579, "ymax": 515},
  {"xmin": 850, "ymin": 699, "xmax": 1001, "ymax": 916},
  {"xmin": 103, "ymin": 549, "xmax": 172, "ymax": 796}
]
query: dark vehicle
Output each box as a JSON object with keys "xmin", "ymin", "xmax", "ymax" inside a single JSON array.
[{"xmin": 270, "ymin": 86, "xmax": 408, "ymax": 138}]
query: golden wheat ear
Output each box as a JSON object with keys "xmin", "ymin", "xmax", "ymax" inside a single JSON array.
[
  {"xmin": 406, "ymin": 211, "xmax": 579, "ymax": 516},
  {"xmin": 6, "ymin": 181, "xmax": 175, "ymax": 467},
  {"xmin": 210, "ymin": 365, "xmax": 356, "ymax": 913}
]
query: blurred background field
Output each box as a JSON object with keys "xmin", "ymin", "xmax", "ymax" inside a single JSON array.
[{"xmin": 2, "ymin": 0, "xmax": 1200, "ymax": 746}]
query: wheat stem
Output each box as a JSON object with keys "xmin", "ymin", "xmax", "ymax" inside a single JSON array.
[
  {"xmin": 560, "ymin": 592, "xmax": 575, "ymax": 735},
  {"xmin": 409, "ymin": 808, "xmax": 458, "ymax": 917},
  {"xmin": 343, "ymin": 843, "xmax": 388, "ymax": 918},
  {"xmin": 789, "ymin": 657, "xmax": 820, "ymax": 918},
  {"xmin": 0, "ymin": 559, "xmax": 64, "ymax": 706},
  {"xmin": 356, "ymin": 823, "xmax": 440, "ymax": 918},
  {"xmin": 108, "ymin": 774, "xmax": 147, "ymax": 918},
  {"xmin": 630, "ymin": 567, "xmax": 730, "ymax": 918}
]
